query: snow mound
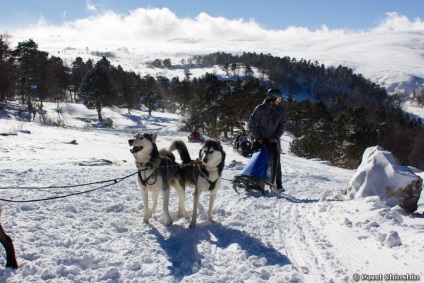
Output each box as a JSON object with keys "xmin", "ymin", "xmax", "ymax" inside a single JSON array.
[
  {"xmin": 377, "ymin": 231, "xmax": 402, "ymax": 248},
  {"xmin": 345, "ymin": 146, "xmax": 423, "ymax": 213}
]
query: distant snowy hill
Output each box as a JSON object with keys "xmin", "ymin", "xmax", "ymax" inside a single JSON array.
[
  {"xmin": 15, "ymin": 28, "xmax": 423, "ymax": 122},
  {"xmin": 6, "ymin": 25, "xmax": 424, "ymax": 98}
]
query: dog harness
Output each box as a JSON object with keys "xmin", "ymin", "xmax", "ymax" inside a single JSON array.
[
  {"xmin": 137, "ymin": 170, "xmax": 157, "ymax": 186},
  {"xmin": 137, "ymin": 162, "xmax": 158, "ymax": 186},
  {"xmin": 197, "ymin": 165, "xmax": 219, "ymax": 191},
  {"xmin": 202, "ymin": 174, "xmax": 218, "ymax": 191}
]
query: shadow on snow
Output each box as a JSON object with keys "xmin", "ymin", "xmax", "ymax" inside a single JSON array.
[
  {"xmin": 239, "ymin": 191, "xmax": 345, "ymax": 204},
  {"xmin": 239, "ymin": 191, "xmax": 321, "ymax": 204},
  {"xmin": 149, "ymin": 222, "xmax": 291, "ymax": 278}
]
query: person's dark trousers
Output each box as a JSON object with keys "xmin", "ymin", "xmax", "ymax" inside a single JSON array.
[
  {"xmin": 268, "ymin": 144, "xmax": 282, "ymax": 189},
  {"xmin": 275, "ymin": 156, "xmax": 282, "ymax": 189}
]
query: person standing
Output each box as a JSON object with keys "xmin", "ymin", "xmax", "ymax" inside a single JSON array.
[{"xmin": 248, "ymin": 88, "xmax": 287, "ymax": 191}]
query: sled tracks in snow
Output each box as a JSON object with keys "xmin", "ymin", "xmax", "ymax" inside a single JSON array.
[
  {"xmin": 278, "ymin": 198, "xmax": 417, "ymax": 282},
  {"xmin": 279, "ymin": 202, "xmax": 350, "ymax": 282}
]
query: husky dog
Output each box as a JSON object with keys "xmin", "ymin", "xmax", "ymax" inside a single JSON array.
[
  {"xmin": 169, "ymin": 139, "xmax": 226, "ymax": 228},
  {"xmin": 128, "ymin": 132, "xmax": 188, "ymax": 226}
]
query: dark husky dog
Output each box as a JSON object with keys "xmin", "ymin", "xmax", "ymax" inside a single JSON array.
[
  {"xmin": 128, "ymin": 132, "xmax": 188, "ymax": 226},
  {"xmin": 0, "ymin": 208, "xmax": 18, "ymax": 269},
  {"xmin": 169, "ymin": 139, "xmax": 226, "ymax": 228}
]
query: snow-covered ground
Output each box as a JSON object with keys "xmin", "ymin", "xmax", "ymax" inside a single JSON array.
[
  {"xmin": 0, "ymin": 103, "xmax": 423, "ymax": 282},
  {"xmin": 404, "ymin": 100, "xmax": 424, "ymax": 123}
]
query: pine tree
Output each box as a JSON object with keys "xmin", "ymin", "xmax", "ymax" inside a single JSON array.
[
  {"xmin": 12, "ymin": 39, "xmax": 39, "ymax": 109},
  {"xmin": 139, "ymin": 74, "xmax": 160, "ymax": 116},
  {"xmin": 79, "ymin": 57, "xmax": 115, "ymax": 122},
  {"xmin": 0, "ymin": 35, "xmax": 15, "ymax": 102}
]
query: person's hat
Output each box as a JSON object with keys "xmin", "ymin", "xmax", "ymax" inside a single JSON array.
[{"xmin": 266, "ymin": 88, "xmax": 282, "ymax": 100}]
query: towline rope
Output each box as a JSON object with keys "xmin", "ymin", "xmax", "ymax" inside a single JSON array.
[
  {"xmin": 0, "ymin": 163, "xmax": 195, "ymax": 203},
  {"xmin": 0, "ymin": 169, "xmax": 143, "ymax": 203}
]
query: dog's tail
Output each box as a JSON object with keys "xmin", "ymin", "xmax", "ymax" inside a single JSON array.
[{"xmin": 169, "ymin": 139, "xmax": 192, "ymax": 164}]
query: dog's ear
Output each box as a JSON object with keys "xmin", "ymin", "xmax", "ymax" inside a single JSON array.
[{"xmin": 152, "ymin": 132, "xmax": 158, "ymax": 142}]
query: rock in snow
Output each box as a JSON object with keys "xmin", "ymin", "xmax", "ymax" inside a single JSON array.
[{"xmin": 345, "ymin": 146, "xmax": 423, "ymax": 213}]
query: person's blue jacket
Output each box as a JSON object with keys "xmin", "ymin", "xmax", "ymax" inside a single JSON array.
[{"xmin": 248, "ymin": 99, "xmax": 287, "ymax": 142}]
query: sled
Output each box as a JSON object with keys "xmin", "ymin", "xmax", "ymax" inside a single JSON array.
[
  {"xmin": 188, "ymin": 135, "xmax": 206, "ymax": 143},
  {"xmin": 188, "ymin": 132, "xmax": 207, "ymax": 143},
  {"xmin": 232, "ymin": 145, "xmax": 279, "ymax": 194},
  {"xmin": 233, "ymin": 131, "xmax": 253, "ymax": 157}
]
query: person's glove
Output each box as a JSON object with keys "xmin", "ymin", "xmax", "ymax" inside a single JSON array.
[
  {"xmin": 269, "ymin": 142, "xmax": 278, "ymax": 152},
  {"xmin": 252, "ymin": 141, "xmax": 262, "ymax": 152}
]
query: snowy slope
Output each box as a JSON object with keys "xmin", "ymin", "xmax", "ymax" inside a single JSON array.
[
  {"xmin": 0, "ymin": 103, "xmax": 423, "ymax": 282},
  {"xmin": 18, "ymin": 29, "xmax": 424, "ymax": 94}
]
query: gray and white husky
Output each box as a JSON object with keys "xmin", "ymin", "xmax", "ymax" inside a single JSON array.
[
  {"xmin": 128, "ymin": 132, "xmax": 188, "ymax": 226},
  {"xmin": 169, "ymin": 139, "xmax": 226, "ymax": 228}
]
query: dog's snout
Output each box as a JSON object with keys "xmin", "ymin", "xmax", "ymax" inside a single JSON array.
[
  {"xmin": 203, "ymin": 157, "xmax": 208, "ymax": 163},
  {"xmin": 128, "ymin": 139, "xmax": 134, "ymax": 146}
]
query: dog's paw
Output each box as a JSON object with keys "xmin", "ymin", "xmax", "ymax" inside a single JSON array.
[
  {"xmin": 6, "ymin": 261, "xmax": 18, "ymax": 269},
  {"xmin": 143, "ymin": 218, "xmax": 150, "ymax": 224},
  {"xmin": 189, "ymin": 222, "xmax": 196, "ymax": 228}
]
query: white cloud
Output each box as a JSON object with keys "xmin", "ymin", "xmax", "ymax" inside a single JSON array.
[
  {"xmin": 62, "ymin": 11, "xmax": 67, "ymax": 22},
  {"xmin": 86, "ymin": 0, "xmax": 97, "ymax": 12},
  {"xmin": 8, "ymin": 8, "xmax": 424, "ymax": 45},
  {"xmin": 6, "ymin": 8, "xmax": 341, "ymax": 45},
  {"xmin": 372, "ymin": 12, "xmax": 424, "ymax": 32},
  {"xmin": 37, "ymin": 15, "xmax": 48, "ymax": 26}
]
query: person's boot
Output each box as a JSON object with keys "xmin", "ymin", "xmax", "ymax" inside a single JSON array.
[{"xmin": 276, "ymin": 179, "xmax": 284, "ymax": 192}]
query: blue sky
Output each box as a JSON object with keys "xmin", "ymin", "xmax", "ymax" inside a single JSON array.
[{"xmin": 1, "ymin": 0, "xmax": 423, "ymax": 31}]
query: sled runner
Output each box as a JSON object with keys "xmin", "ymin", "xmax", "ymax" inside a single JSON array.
[{"xmin": 232, "ymin": 145, "xmax": 279, "ymax": 194}]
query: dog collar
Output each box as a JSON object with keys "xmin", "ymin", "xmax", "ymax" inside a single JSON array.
[{"xmin": 136, "ymin": 161, "xmax": 154, "ymax": 168}]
